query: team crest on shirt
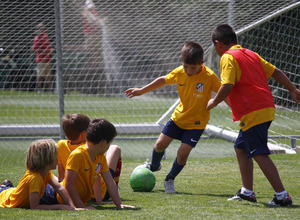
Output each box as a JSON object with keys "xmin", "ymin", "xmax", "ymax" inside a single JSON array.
[
  {"xmin": 95, "ymin": 163, "xmax": 101, "ymax": 173},
  {"xmin": 196, "ymin": 83, "xmax": 204, "ymax": 93}
]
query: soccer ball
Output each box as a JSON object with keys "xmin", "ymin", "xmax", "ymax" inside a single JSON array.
[{"xmin": 130, "ymin": 167, "xmax": 156, "ymax": 192}]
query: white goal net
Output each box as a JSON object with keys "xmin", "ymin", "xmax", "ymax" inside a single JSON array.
[{"xmin": 0, "ymin": 0, "xmax": 299, "ymax": 163}]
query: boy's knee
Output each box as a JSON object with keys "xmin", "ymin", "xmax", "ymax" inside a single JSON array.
[
  {"xmin": 110, "ymin": 144, "xmax": 121, "ymax": 154},
  {"xmin": 154, "ymin": 144, "xmax": 166, "ymax": 153}
]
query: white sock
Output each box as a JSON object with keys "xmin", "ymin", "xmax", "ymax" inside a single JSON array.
[
  {"xmin": 241, "ymin": 187, "xmax": 253, "ymax": 196},
  {"xmin": 275, "ymin": 190, "xmax": 287, "ymax": 200}
]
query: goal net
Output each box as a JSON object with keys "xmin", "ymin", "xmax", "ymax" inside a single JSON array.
[{"xmin": 0, "ymin": 0, "xmax": 299, "ymax": 164}]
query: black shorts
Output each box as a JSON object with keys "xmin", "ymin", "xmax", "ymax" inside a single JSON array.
[
  {"xmin": 162, "ymin": 119, "xmax": 204, "ymax": 147},
  {"xmin": 234, "ymin": 121, "xmax": 272, "ymax": 158}
]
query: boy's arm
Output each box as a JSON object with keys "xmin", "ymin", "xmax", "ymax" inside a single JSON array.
[
  {"xmin": 102, "ymin": 171, "xmax": 135, "ymax": 209},
  {"xmin": 65, "ymin": 169, "xmax": 96, "ymax": 210},
  {"xmin": 93, "ymin": 175, "xmax": 102, "ymax": 204},
  {"xmin": 50, "ymin": 176, "xmax": 76, "ymax": 209},
  {"xmin": 207, "ymin": 84, "xmax": 234, "ymax": 110},
  {"xmin": 125, "ymin": 76, "xmax": 166, "ymax": 98},
  {"xmin": 58, "ymin": 164, "xmax": 65, "ymax": 182},
  {"xmin": 271, "ymin": 68, "xmax": 300, "ymax": 104},
  {"xmin": 29, "ymin": 192, "xmax": 75, "ymax": 210}
]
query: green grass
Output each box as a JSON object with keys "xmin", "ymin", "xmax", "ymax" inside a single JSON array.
[{"xmin": 0, "ymin": 154, "xmax": 299, "ymax": 219}]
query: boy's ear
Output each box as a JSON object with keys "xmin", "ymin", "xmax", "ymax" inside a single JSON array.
[
  {"xmin": 214, "ymin": 40, "xmax": 221, "ymax": 48},
  {"xmin": 80, "ymin": 130, "xmax": 87, "ymax": 140}
]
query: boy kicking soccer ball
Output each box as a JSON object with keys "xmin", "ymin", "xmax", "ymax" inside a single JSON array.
[{"xmin": 126, "ymin": 41, "xmax": 228, "ymax": 193}]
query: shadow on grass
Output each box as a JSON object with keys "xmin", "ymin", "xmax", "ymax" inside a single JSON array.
[
  {"xmin": 87, "ymin": 200, "xmax": 141, "ymax": 211},
  {"xmin": 156, "ymin": 189, "xmax": 233, "ymax": 198},
  {"xmin": 93, "ymin": 206, "xmax": 141, "ymax": 211},
  {"xmin": 262, "ymin": 203, "xmax": 300, "ymax": 209}
]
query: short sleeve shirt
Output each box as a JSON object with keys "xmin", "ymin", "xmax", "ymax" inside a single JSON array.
[
  {"xmin": 58, "ymin": 145, "xmax": 109, "ymax": 204},
  {"xmin": 0, "ymin": 170, "xmax": 53, "ymax": 208},
  {"xmin": 165, "ymin": 65, "xmax": 221, "ymax": 129}
]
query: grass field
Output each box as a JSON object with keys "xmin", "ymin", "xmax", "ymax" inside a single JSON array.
[{"xmin": 0, "ymin": 153, "xmax": 299, "ymax": 219}]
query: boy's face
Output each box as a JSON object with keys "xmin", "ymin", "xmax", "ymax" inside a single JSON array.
[
  {"xmin": 214, "ymin": 40, "xmax": 228, "ymax": 56},
  {"xmin": 49, "ymin": 155, "xmax": 58, "ymax": 170},
  {"xmin": 183, "ymin": 63, "xmax": 203, "ymax": 77},
  {"xmin": 98, "ymin": 140, "xmax": 113, "ymax": 154}
]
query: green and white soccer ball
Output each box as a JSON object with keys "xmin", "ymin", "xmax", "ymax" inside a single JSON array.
[{"xmin": 130, "ymin": 167, "xmax": 156, "ymax": 192}]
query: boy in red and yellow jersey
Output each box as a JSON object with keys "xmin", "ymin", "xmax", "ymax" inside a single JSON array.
[{"xmin": 208, "ymin": 24, "xmax": 300, "ymax": 206}]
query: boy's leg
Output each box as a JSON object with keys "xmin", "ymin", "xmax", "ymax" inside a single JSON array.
[
  {"xmin": 150, "ymin": 133, "xmax": 173, "ymax": 171},
  {"xmin": 165, "ymin": 143, "xmax": 193, "ymax": 181},
  {"xmin": 106, "ymin": 145, "xmax": 122, "ymax": 185},
  {"xmin": 164, "ymin": 128, "xmax": 203, "ymax": 193},
  {"xmin": 228, "ymin": 130, "xmax": 257, "ymax": 202},
  {"xmin": 235, "ymin": 148, "xmax": 254, "ymax": 190},
  {"xmin": 253, "ymin": 154, "xmax": 284, "ymax": 192}
]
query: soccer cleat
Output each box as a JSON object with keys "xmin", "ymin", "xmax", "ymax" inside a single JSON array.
[
  {"xmin": 164, "ymin": 179, "xmax": 176, "ymax": 193},
  {"xmin": 268, "ymin": 193, "xmax": 292, "ymax": 207},
  {"xmin": 227, "ymin": 189, "xmax": 257, "ymax": 203},
  {"xmin": 134, "ymin": 159, "xmax": 161, "ymax": 172},
  {"xmin": 0, "ymin": 179, "xmax": 13, "ymax": 188}
]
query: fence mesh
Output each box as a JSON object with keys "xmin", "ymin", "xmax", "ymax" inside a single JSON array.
[{"xmin": 0, "ymin": 0, "xmax": 299, "ymax": 164}]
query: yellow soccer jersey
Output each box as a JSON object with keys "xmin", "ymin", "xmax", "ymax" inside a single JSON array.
[
  {"xmin": 165, "ymin": 65, "xmax": 221, "ymax": 129},
  {"xmin": 57, "ymin": 140, "xmax": 85, "ymax": 171},
  {"xmin": 57, "ymin": 145, "xmax": 109, "ymax": 204},
  {"xmin": 220, "ymin": 45, "xmax": 276, "ymax": 131},
  {"xmin": 0, "ymin": 170, "xmax": 53, "ymax": 208}
]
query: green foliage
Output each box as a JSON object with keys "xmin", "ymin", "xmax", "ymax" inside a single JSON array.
[{"xmin": 0, "ymin": 154, "xmax": 299, "ymax": 219}]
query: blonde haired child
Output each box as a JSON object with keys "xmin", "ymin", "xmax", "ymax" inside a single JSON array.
[{"xmin": 0, "ymin": 139, "xmax": 76, "ymax": 210}]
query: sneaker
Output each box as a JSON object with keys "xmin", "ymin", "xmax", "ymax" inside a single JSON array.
[
  {"xmin": 164, "ymin": 179, "xmax": 176, "ymax": 193},
  {"xmin": 134, "ymin": 159, "xmax": 161, "ymax": 172},
  {"xmin": 227, "ymin": 189, "xmax": 257, "ymax": 203},
  {"xmin": 0, "ymin": 179, "xmax": 13, "ymax": 188},
  {"xmin": 268, "ymin": 193, "xmax": 292, "ymax": 207}
]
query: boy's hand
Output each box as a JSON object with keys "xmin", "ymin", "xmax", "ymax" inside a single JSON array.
[
  {"xmin": 207, "ymin": 99, "xmax": 217, "ymax": 110},
  {"xmin": 125, "ymin": 88, "xmax": 143, "ymax": 98},
  {"xmin": 290, "ymin": 88, "xmax": 300, "ymax": 104},
  {"xmin": 84, "ymin": 206, "xmax": 97, "ymax": 210},
  {"xmin": 118, "ymin": 204, "xmax": 136, "ymax": 209}
]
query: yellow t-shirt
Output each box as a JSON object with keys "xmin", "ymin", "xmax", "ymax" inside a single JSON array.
[
  {"xmin": 165, "ymin": 65, "xmax": 221, "ymax": 129},
  {"xmin": 57, "ymin": 140, "xmax": 84, "ymax": 171},
  {"xmin": 57, "ymin": 145, "xmax": 109, "ymax": 204},
  {"xmin": 0, "ymin": 170, "xmax": 53, "ymax": 208},
  {"xmin": 220, "ymin": 45, "xmax": 276, "ymax": 131}
]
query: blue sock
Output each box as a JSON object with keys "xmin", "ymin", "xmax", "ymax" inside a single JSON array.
[
  {"xmin": 165, "ymin": 158, "xmax": 185, "ymax": 181},
  {"xmin": 150, "ymin": 148, "xmax": 164, "ymax": 171}
]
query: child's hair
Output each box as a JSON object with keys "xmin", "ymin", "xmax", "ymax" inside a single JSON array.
[
  {"xmin": 86, "ymin": 118, "xmax": 117, "ymax": 144},
  {"xmin": 180, "ymin": 41, "xmax": 204, "ymax": 65},
  {"xmin": 26, "ymin": 139, "xmax": 58, "ymax": 171},
  {"xmin": 211, "ymin": 24, "xmax": 237, "ymax": 46},
  {"xmin": 61, "ymin": 113, "xmax": 91, "ymax": 141}
]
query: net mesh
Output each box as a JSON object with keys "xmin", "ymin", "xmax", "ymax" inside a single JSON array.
[{"xmin": 0, "ymin": 0, "xmax": 299, "ymax": 163}]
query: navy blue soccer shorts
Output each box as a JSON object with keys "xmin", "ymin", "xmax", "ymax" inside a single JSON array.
[
  {"xmin": 40, "ymin": 168, "xmax": 116, "ymax": 204},
  {"xmin": 162, "ymin": 119, "xmax": 204, "ymax": 147},
  {"xmin": 234, "ymin": 121, "xmax": 272, "ymax": 158},
  {"xmin": 39, "ymin": 184, "xmax": 59, "ymax": 205}
]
